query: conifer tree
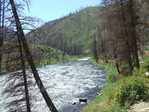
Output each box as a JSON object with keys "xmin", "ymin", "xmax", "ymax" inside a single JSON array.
[{"xmin": 101, "ymin": 0, "xmax": 144, "ymax": 75}]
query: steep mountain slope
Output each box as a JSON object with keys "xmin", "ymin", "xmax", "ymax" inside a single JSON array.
[{"xmin": 27, "ymin": 6, "xmax": 103, "ymax": 55}]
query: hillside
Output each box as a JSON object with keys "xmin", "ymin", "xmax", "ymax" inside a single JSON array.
[
  {"xmin": 1, "ymin": 41, "xmax": 67, "ymax": 73},
  {"xmin": 27, "ymin": 6, "xmax": 103, "ymax": 55}
]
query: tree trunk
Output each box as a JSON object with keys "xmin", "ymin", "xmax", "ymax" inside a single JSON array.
[
  {"xmin": 0, "ymin": 0, "xmax": 5, "ymax": 72},
  {"xmin": 93, "ymin": 36, "xmax": 98, "ymax": 62},
  {"xmin": 129, "ymin": 0, "xmax": 140, "ymax": 68},
  {"xmin": 116, "ymin": 63, "xmax": 120, "ymax": 74},
  {"xmin": 17, "ymin": 31, "xmax": 31, "ymax": 112},
  {"xmin": 120, "ymin": 0, "xmax": 133, "ymax": 73},
  {"xmin": 0, "ymin": 0, "xmax": 3, "ymax": 72},
  {"xmin": 114, "ymin": 53, "xmax": 120, "ymax": 74},
  {"xmin": 9, "ymin": 0, "xmax": 58, "ymax": 111}
]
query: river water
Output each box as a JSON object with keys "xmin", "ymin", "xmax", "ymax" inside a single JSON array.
[{"xmin": 0, "ymin": 58, "xmax": 105, "ymax": 112}]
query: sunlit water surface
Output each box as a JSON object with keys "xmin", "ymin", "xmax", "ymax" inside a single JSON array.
[{"xmin": 0, "ymin": 58, "xmax": 105, "ymax": 112}]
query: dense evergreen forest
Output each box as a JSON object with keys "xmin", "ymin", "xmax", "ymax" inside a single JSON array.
[{"xmin": 0, "ymin": 0, "xmax": 149, "ymax": 112}]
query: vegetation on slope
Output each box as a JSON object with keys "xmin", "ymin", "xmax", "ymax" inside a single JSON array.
[
  {"xmin": 1, "ymin": 42, "xmax": 69, "ymax": 73},
  {"xmin": 27, "ymin": 3, "xmax": 149, "ymax": 111},
  {"xmin": 2, "ymin": 0, "xmax": 148, "ymax": 111},
  {"xmin": 82, "ymin": 0, "xmax": 149, "ymax": 111},
  {"xmin": 27, "ymin": 6, "xmax": 103, "ymax": 55},
  {"xmin": 30, "ymin": 44, "xmax": 69, "ymax": 66}
]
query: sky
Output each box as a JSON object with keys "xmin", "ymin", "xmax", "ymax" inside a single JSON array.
[{"xmin": 25, "ymin": 0, "xmax": 101, "ymax": 22}]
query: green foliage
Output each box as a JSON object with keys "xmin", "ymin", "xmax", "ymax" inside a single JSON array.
[
  {"xmin": 141, "ymin": 57, "xmax": 149, "ymax": 71},
  {"xmin": 29, "ymin": 44, "xmax": 87, "ymax": 67},
  {"xmin": 92, "ymin": 59, "xmax": 118, "ymax": 84},
  {"xmin": 27, "ymin": 6, "xmax": 103, "ymax": 55},
  {"xmin": 30, "ymin": 44, "xmax": 69, "ymax": 67},
  {"xmin": 1, "ymin": 43, "xmax": 70, "ymax": 73},
  {"xmin": 82, "ymin": 58, "xmax": 149, "ymax": 112},
  {"xmin": 115, "ymin": 75, "xmax": 149, "ymax": 106},
  {"xmin": 82, "ymin": 59, "xmax": 122, "ymax": 112}
]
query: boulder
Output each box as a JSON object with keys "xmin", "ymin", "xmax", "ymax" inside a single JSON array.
[
  {"xmin": 96, "ymin": 93, "xmax": 102, "ymax": 96},
  {"xmin": 72, "ymin": 102, "xmax": 77, "ymax": 105},
  {"xmin": 79, "ymin": 98, "xmax": 87, "ymax": 102}
]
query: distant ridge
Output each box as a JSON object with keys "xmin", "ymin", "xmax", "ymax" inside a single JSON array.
[{"xmin": 27, "ymin": 6, "xmax": 103, "ymax": 55}]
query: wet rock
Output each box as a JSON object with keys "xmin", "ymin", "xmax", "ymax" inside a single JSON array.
[
  {"xmin": 79, "ymin": 98, "xmax": 87, "ymax": 102},
  {"xmin": 72, "ymin": 102, "xmax": 77, "ymax": 105},
  {"xmin": 96, "ymin": 93, "xmax": 102, "ymax": 96}
]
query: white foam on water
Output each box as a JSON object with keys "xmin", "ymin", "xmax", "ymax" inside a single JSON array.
[
  {"xmin": 0, "ymin": 60, "xmax": 105, "ymax": 112},
  {"xmin": 77, "ymin": 57, "xmax": 90, "ymax": 61}
]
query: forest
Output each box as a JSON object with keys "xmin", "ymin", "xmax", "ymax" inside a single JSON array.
[{"xmin": 0, "ymin": 0, "xmax": 149, "ymax": 112}]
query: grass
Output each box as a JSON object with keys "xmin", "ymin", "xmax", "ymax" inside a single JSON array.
[
  {"xmin": 82, "ymin": 57, "xmax": 149, "ymax": 112},
  {"xmin": 82, "ymin": 58, "xmax": 123, "ymax": 112}
]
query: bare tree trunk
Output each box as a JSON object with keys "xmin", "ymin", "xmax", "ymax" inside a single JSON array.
[
  {"xmin": 0, "ymin": 0, "xmax": 5, "ymax": 72},
  {"xmin": 0, "ymin": 0, "xmax": 3, "ymax": 72},
  {"xmin": 129, "ymin": 0, "xmax": 140, "ymax": 69},
  {"xmin": 114, "ymin": 52, "xmax": 120, "ymax": 74},
  {"xmin": 17, "ymin": 31, "xmax": 31, "ymax": 112},
  {"xmin": 93, "ymin": 36, "xmax": 98, "ymax": 62},
  {"xmin": 120, "ymin": 0, "xmax": 133, "ymax": 73},
  {"xmin": 116, "ymin": 63, "xmax": 120, "ymax": 74},
  {"xmin": 9, "ymin": 0, "xmax": 58, "ymax": 111}
]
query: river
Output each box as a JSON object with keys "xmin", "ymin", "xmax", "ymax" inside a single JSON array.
[{"xmin": 0, "ymin": 58, "xmax": 106, "ymax": 112}]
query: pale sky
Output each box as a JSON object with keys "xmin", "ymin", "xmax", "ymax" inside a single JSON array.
[{"xmin": 25, "ymin": 0, "xmax": 101, "ymax": 22}]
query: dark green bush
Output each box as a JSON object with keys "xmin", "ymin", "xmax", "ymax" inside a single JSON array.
[{"xmin": 115, "ymin": 75, "xmax": 149, "ymax": 106}]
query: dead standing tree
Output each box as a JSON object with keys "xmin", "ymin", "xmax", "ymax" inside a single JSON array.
[
  {"xmin": 9, "ymin": 0, "xmax": 58, "ymax": 111},
  {"xmin": 101, "ymin": 0, "xmax": 131, "ymax": 74},
  {"xmin": 0, "ymin": 0, "xmax": 5, "ymax": 72},
  {"xmin": 90, "ymin": 36, "xmax": 99, "ymax": 62},
  {"xmin": 17, "ymin": 31, "xmax": 31, "ymax": 111},
  {"xmin": 2, "ymin": 28, "xmax": 33, "ymax": 111},
  {"xmin": 101, "ymin": 0, "xmax": 143, "ymax": 75}
]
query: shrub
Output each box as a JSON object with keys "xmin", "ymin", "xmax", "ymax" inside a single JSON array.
[
  {"xmin": 115, "ymin": 75, "xmax": 149, "ymax": 106},
  {"xmin": 82, "ymin": 58, "xmax": 149, "ymax": 112},
  {"xmin": 141, "ymin": 58, "xmax": 149, "ymax": 71}
]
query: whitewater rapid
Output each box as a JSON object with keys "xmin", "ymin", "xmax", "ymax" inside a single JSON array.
[{"xmin": 0, "ymin": 58, "xmax": 105, "ymax": 112}]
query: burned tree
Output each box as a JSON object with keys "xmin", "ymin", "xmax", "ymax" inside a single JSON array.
[
  {"xmin": 101, "ymin": 0, "xmax": 144, "ymax": 75},
  {"xmin": 91, "ymin": 36, "xmax": 99, "ymax": 62},
  {"xmin": 98, "ymin": 35, "xmax": 108, "ymax": 63},
  {"xmin": 2, "ymin": 30, "xmax": 32, "ymax": 111},
  {"xmin": 9, "ymin": 0, "xmax": 58, "ymax": 111},
  {"xmin": 0, "ymin": 0, "xmax": 5, "ymax": 72}
]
